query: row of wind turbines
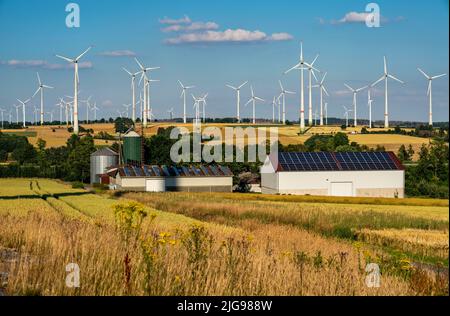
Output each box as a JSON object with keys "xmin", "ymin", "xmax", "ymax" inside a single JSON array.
[{"xmin": 2, "ymin": 44, "xmax": 446, "ymax": 134}]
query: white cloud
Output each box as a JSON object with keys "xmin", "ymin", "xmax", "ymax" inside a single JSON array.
[
  {"xmin": 338, "ymin": 11, "xmax": 371, "ymax": 23},
  {"xmin": 102, "ymin": 100, "xmax": 113, "ymax": 107},
  {"xmin": 162, "ymin": 21, "xmax": 219, "ymax": 33},
  {"xmin": 0, "ymin": 59, "xmax": 93, "ymax": 69},
  {"xmin": 98, "ymin": 50, "xmax": 136, "ymax": 57},
  {"xmin": 159, "ymin": 15, "xmax": 191, "ymax": 25},
  {"xmin": 165, "ymin": 29, "xmax": 293, "ymax": 45}
]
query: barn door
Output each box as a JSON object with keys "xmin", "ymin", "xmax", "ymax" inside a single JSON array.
[{"xmin": 330, "ymin": 182, "xmax": 353, "ymax": 197}]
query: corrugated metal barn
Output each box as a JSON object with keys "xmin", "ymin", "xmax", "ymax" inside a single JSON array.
[
  {"xmin": 261, "ymin": 151, "xmax": 405, "ymax": 198},
  {"xmin": 107, "ymin": 164, "xmax": 234, "ymax": 192}
]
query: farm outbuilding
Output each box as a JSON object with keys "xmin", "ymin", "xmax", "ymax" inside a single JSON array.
[
  {"xmin": 90, "ymin": 147, "xmax": 119, "ymax": 184},
  {"xmin": 261, "ymin": 151, "xmax": 405, "ymax": 198},
  {"xmin": 107, "ymin": 164, "xmax": 234, "ymax": 192}
]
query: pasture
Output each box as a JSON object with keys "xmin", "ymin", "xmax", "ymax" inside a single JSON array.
[{"xmin": 0, "ymin": 178, "xmax": 448, "ymax": 296}]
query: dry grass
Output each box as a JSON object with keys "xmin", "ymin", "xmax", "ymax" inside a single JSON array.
[{"xmin": 0, "ymin": 179, "xmax": 448, "ymax": 296}]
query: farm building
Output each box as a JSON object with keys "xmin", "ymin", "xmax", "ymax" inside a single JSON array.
[
  {"xmin": 90, "ymin": 147, "xmax": 119, "ymax": 184},
  {"xmin": 106, "ymin": 164, "xmax": 233, "ymax": 192},
  {"xmin": 261, "ymin": 151, "xmax": 405, "ymax": 198}
]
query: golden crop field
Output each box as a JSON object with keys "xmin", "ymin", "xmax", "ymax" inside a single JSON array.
[
  {"xmin": 0, "ymin": 178, "xmax": 448, "ymax": 296},
  {"xmin": 3, "ymin": 123, "xmax": 431, "ymax": 160}
]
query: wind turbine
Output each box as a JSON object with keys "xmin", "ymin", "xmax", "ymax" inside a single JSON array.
[
  {"xmin": 278, "ymin": 80, "xmax": 295, "ymax": 124},
  {"xmin": 191, "ymin": 94, "xmax": 201, "ymax": 125},
  {"xmin": 367, "ymin": 90, "xmax": 374, "ymax": 129},
  {"xmin": 417, "ymin": 68, "xmax": 447, "ymax": 126},
  {"xmin": 167, "ymin": 108, "xmax": 174, "ymax": 120},
  {"xmin": 371, "ymin": 56, "xmax": 404, "ymax": 128},
  {"xmin": 226, "ymin": 81, "xmax": 248, "ymax": 123},
  {"xmin": 245, "ymin": 86, "xmax": 265, "ymax": 125},
  {"xmin": 0, "ymin": 108, "xmax": 5, "ymax": 129},
  {"xmin": 198, "ymin": 93, "xmax": 208, "ymax": 123},
  {"xmin": 271, "ymin": 96, "xmax": 277, "ymax": 123},
  {"xmin": 284, "ymin": 41, "xmax": 317, "ymax": 131},
  {"xmin": 178, "ymin": 81, "xmax": 195, "ymax": 124},
  {"xmin": 343, "ymin": 106, "xmax": 352, "ymax": 127},
  {"xmin": 92, "ymin": 102, "xmax": 99, "ymax": 121},
  {"xmin": 344, "ymin": 83, "xmax": 368, "ymax": 127},
  {"xmin": 123, "ymin": 67, "xmax": 140, "ymax": 122},
  {"xmin": 33, "ymin": 106, "xmax": 39, "ymax": 125},
  {"xmin": 135, "ymin": 58, "xmax": 160, "ymax": 127},
  {"xmin": 81, "ymin": 96, "xmax": 92, "ymax": 124},
  {"xmin": 306, "ymin": 55, "xmax": 320, "ymax": 126},
  {"xmin": 123, "ymin": 104, "xmax": 131, "ymax": 118},
  {"xmin": 16, "ymin": 98, "xmax": 31, "ymax": 128},
  {"xmin": 13, "ymin": 104, "xmax": 20, "ymax": 124},
  {"xmin": 8, "ymin": 109, "xmax": 12, "ymax": 124},
  {"xmin": 144, "ymin": 76, "xmax": 160, "ymax": 123},
  {"xmin": 56, "ymin": 46, "xmax": 92, "ymax": 134},
  {"xmin": 312, "ymin": 72, "xmax": 329, "ymax": 126},
  {"xmin": 56, "ymin": 98, "xmax": 65, "ymax": 123},
  {"xmin": 32, "ymin": 72, "xmax": 54, "ymax": 126},
  {"xmin": 47, "ymin": 110, "xmax": 54, "ymax": 123}
]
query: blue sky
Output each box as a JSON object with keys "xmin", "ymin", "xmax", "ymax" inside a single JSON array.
[{"xmin": 0, "ymin": 0, "xmax": 448, "ymax": 122}]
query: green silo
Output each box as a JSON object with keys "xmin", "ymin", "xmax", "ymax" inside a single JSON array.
[{"xmin": 123, "ymin": 131, "xmax": 142, "ymax": 164}]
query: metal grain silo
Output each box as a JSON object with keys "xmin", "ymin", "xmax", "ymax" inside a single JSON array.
[
  {"xmin": 90, "ymin": 148, "xmax": 119, "ymax": 184},
  {"xmin": 123, "ymin": 131, "xmax": 142, "ymax": 165}
]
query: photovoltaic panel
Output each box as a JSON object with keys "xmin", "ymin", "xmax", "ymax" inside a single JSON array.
[
  {"xmin": 123, "ymin": 166, "xmax": 132, "ymax": 177},
  {"xmin": 132, "ymin": 166, "xmax": 144, "ymax": 176}
]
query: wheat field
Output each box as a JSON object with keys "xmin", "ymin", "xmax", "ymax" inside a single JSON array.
[{"xmin": 0, "ymin": 179, "xmax": 448, "ymax": 296}]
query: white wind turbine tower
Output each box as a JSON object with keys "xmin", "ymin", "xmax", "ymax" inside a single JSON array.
[
  {"xmin": 277, "ymin": 97, "xmax": 281, "ymax": 123},
  {"xmin": 16, "ymin": 98, "xmax": 31, "ymax": 128},
  {"xmin": 32, "ymin": 72, "xmax": 54, "ymax": 125},
  {"xmin": 92, "ymin": 102, "xmax": 99, "ymax": 121},
  {"xmin": 144, "ymin": 76, "xmax": 160, "ymax": 123},
  {"xmin": 271, "ymin": 96, "xmax": 277, "ymax": 123},
  {"xmin": 417, "ymin": 68, "xmax": 447, "ymax": 126},
  {"xmin": 371, "ymin": 56, "xmax": 404, "ymax": 128},
  {"xmin": 191, "ymin": 94, "xmax": 201, "ymax": 125},
  {"xmin": 199, "ymin": 93, "xmax": 208, "ymax": 123},
  {"xmin": 167, "ymin": 108, "xmax": 174, "ymax": 120},
  {"xmin": 33, "ymin": 106, "xmax": 39, "ymax": 125},
  {"xmin": 278, "ymin": 80, "xmax": 295, "ymax": 124},
  {"xmin": 56, "ymin": 98, "xmax": 65, "ymax": 123},
  {"xmin": 344, "ymin": 83, "xmax": 368, "ymax": 127},
  {"xmin": 312, "ymin": 72, "xmax": 329, "ymax": 126},
  {"xmin": 56, "ymin": 47, "xmax": 92, "ymax": 135},
  {"xmin": 13, "ymin": 104, "xmax": 20, "ymax": 124},
  {"xmin": 324, "ymin": 102, "xmax": 328, "ymax": 125},
  {"xmin": 284, "ymin": 41, "xmax": 316, "ymax": 131},
  {"xmin": 8, "ymin": 109, "xmax": 12, "ymax": 124},
  {"xmin": 135, "ymin": 58, "xmax": 160, "ymax": 127},
  {"xmin": 47, "ymin": 110, "xmax": 54, "ymax": 123},
  {"xmin": 123, "ymin": 68, "xmax": 140, "ymax": 122},
  {"xmin": 123, "ymin": 104, "xmax": 131, "ymax": 118},
  {"xmin": 367, "ymin": 90, "xmax": 374, "ymax": 129},
  {"xmin": 245, "ymin": 86, "xmax": 265, "ymax": 125},
  {"xmin": 343, "ymin": 106, "xmax": 352, "ymax": 127},
  {"xmin": 0, "ymin": 108, "xmax": 5, "ymax": 129},
  {"xmin": 306, "ymin": 55, "xmax": 320, "ymax": 126},
  {"xmin": 178, "ymin": 81, "xmax": 195, "ymax": 124},
  {"xmin": 226, "ymin": 81, "xmax": 248, "ymax": 123}
]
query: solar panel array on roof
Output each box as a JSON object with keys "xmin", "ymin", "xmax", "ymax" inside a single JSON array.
[
  {"xmin": 117, "ymin": 165, "xmax": 233, "ymax": 177},
  {"xmin": 335, "ymin": 152, "xmax": 398, "ymax": 171},
  {"xmin": 279, "ymin": 152, "xmax": 339, "ymax": 171},
  {"xmin": 277, "ymin": 152, "xmax": 402, "ymax": 172}
]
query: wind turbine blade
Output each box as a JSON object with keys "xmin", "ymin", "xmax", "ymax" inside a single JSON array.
[
  {"xmin": 388, "ymin": 74, "xmax": 404, "ymax": 84},
  {"xmin": 311, "ymin": 70, "xmax": 318, "ymax": 82},
  {"xmin": 383, "ymin": 56, "xmax": 387, "ymax": 74},
  {"xmin": 321, "ymin": 72, "xmax": 327, "ymax": 84},
  {"xmin": 427, "ymin": 81, "xmax": 431, "ymax": 96},
  {"xmin": 250, "ymin": 86, "xmax": 254, "ymax": 97},
  {"xmin": 371, "ymin": 76, "xmax": 385, "ymax": 87},
  {"xmin": 244, "ymin": 99, "xmax": 252, "ymax": 106},
  {"xmin": 36, "ymin": 72, "xmax": 41, "ymax": 85},
  {"xmin": 322, "ymin": 86, "xmax": 329, "ymax": 96},
  {"xmin": 285, "ymin": 90, "xmax": 295, "ymax": 94},
  {"xmin": 356, "ymin": 85, "xmax": 368, "ymax": 92},
  {"xmin": 76, "ymin": 46, "xmax": 92, "ymax": 61},
  {"xmin": 146, "ymin": 67, "xmax": 160, "ymax": 71},
  {"xmin": 180, "ymin": 90, "xmax": 185, "ymax": 98},
  {"xmin": 43, "ymin": 85, "xmax": 54, "ymax": 89},
  {"xmin": 255, "ymin": 97, "xmax": 265, "ymax": 102},
  {"xmin": 279, "ymin": 80, "xmax": 284, "ymax": 91},
  {"xmin": 417, "ymin": 68, "xmax": 429, "ymax": 79},
  {"xmin": 186, "ymin": 85, "xmax": 195, "ymax": 89},
  {"xmin": 134, "ymin": 58, "xmax": 144, "ymax": 70},
  {"xmin": 344, "ymin": 83, "xmax": 354, "ymax": 91},
  {"xmin": 55, "ymin": 55, "xmax": 74, "ymax": 63},
  {"xmin": 284, "ymin": 63, "xmax": 300, "ymax": 74},
  {"xmin": 310, "ymin": 54, "xmax": 319, "ymax": 66},
  {"xmin": 123, "ymin": 67, "xmax": 132, "ymax": 76},
  {"xmin": 432, "ymin": 74, "xmax": 447, "ymax": 79},
  {"xmin": 226, "ymin": 84, "xmax": 237, "ymax": 90},
  {"xmin": 32, "ymin": 88, "xmax": 40, "ymax": 98},
  {"xmin": 238, "ymin": 81, "xmax": 248, "ymax": 89}
]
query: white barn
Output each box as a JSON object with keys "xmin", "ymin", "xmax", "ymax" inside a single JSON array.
[{"xmin": 261, "ymin": 152, "xmax": 405, "ymax": 198}]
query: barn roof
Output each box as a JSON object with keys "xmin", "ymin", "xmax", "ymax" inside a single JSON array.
[
  {"xmin": 111, "ymin": 164, "xmax": 233, "ymax": 178},
  {"xmin": 274, "ymin": 151, "xmax": 404, "ymax": 172},
  {"xmin": 91, "ymin": 147, "xmax": 119, "ymax": 157}
]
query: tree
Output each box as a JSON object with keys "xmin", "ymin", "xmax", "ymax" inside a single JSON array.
[
  {"xmin": 333, "ymin": 132, "xmax": 349, "ymax": 148},
  {"xmin": 407, "ymin": 145, "xmax": 415, "ymax": 160},
  {"xmin": 66, "ymin": 134, "xmax": 96, "ymax": 182},
  {"xmin": 397, "ymin": 144, "xmax": 409, "ymax": 162},
  {"xmin": 115, "ymin": 117, "xmax": 134, "ymax": 134}
]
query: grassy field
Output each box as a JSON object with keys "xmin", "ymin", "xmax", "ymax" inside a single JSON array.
[
  {"xmin": 0, "ymin": 178, "xmax": 448, "ymax": 296},
  {"xmin": 3, "ymin": 123, "xmax": 431, "ymax": 159}
]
